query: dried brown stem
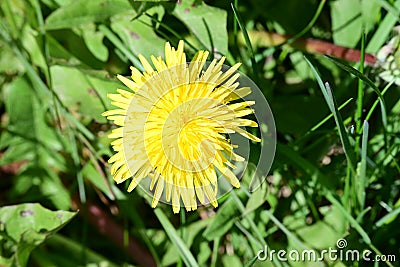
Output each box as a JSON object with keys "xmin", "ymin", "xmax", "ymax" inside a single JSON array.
[{"xmin": 239, "ymin": 31, "xmax": 377, "ymax": 65}]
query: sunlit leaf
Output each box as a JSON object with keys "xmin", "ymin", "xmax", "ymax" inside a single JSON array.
[{"xmin": 45, "ymin": 0, "xmax": 131, "ymax": 30}]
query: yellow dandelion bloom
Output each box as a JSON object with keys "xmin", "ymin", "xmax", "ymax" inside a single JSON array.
[{"xmin": 103, "ymin": 40, "xmax": 260, "ymax": 213}]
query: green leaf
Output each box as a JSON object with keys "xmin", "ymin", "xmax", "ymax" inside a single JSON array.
[
  {"xmin": 360, "ymin": 0, "xmax": 381, "ymax": 32},
  {"xmin": 221, "ymin": 254, "xmax": 242, "ymax": 267},
  {"xmin": 324, "ymin": 192, "xmax": 371, "ymax": 244},
  {"xmin": 243, "ymin": 255, "xmax": 258, "ymax": 267},
  {"xmin": 51, "ymin": 65, "xmax": 120, "ymax": 123},
  {"xmin": 80, "ymin": 24, "xmax": 109, "ymax": 62},
  {"xmin": 203, "ymin": 199, "xmax": 240, "ymax": 241},
  {"xmin": 110, "ymin": 7, "xmax": 165, "ymax": 59},
  {"xmin": 45, "ymin": 0, "xmax": 131, "ymax": 30},
  {"xmin": 305, "ymin": 57, "xmax": 356, "ymax": 171},
  {"xmin": 1, "ymin": 77, "xmax": 70, "ymax": 209},
  {"xmin": 0, "ymin": 76, "xmax": 64, "ymax": 166},
  {"xmin": 244, "ymin": 164, "xmax": 269, "ymax": 213},
  {"xmin": 331, "ymin": 0, "xmax": 362, "ymax": 47},
  {"xmin": 0, "ymin": 40, "xmax": 24, "ymax": 73},
  {"xmin": 82, "ymin": 162, "xmax": 126, "ymax": 200},
  {"xmin": 173, "ymin": 0, "xmax": 228, "ymax": 55},
  {"xmin": 161, "ymin": 218, "xmax": 211, "ymax": 266},
  {"xmin": 375, "ymin": 206, "xmax": 400, "ymax": 227},
  {"xmin": 154, "ymin": 208, "xmax": 199, "ymax": 267},
  {"xmin": 13, "ymin": 229, "xmax": 46, "ymax": 267},
  {"xmin": 0, "ymin": 203, "xmax": 77, "ymax": 267}
]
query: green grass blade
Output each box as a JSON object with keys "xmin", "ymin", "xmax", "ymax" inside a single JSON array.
[
  {"xmin": 357, "ymin": 121, "xmax": 369, "ymax": 212},
  {"xmin": 231, "ymin": 3, "xmax": 258, "ymax": 82},
  {"xmin": 310, "ymin": 98, "xmax": 353, "ymax": 132},
  {"xmin": 325, "ymin": 82, "xmax": 356, "ymax": 171},
  {"xmin": 210, "ymin": 238, "xmax": 220, "ymax": 267},
  {"xmin": 326, "ymin": 192, "xmax": 394, "ymax": 267},
  {"xmin": 294, "ymin": 98, "xmax": 353, "ymax": 147},
  {"xmin": 230, "ymin": 191, "xmax": 265, "ymax": 245},
  {"xmin": 264, "ymin": 210, "xmax": 307, "ymax": 250},
  {"xmin": 144, "ymin": 13, "xmax": 200, "ymax": 52},
  {"xmin": 305, "ymin": 56, "xmax": 356, "ymax": 170},
  {"xmin": 154, "ymin": 208, "xmax": 199, "ymax": 267},
  {"xmin": 202, "ymin": 18, "xmax": 214, "ymax": 60},
  {"xmin": 377, "ymin": 0, "xmax": 400, "ymax": 19},
  {"xmin": 98, "ymin": 24, "xmax": 142, "ymax": 69},
  {"xmin": 367, "ymin": 0, "xmax": 400, "ymax": 53},
  {"xmin": 304, "ymin": 56, "xmax": 334, "ymax": 111},
  {"xmin": 355, "ymin": 32, "xmax": 366, "ymax": 155},
  {"xmin": 325, "ymin": 55, "xmax": 389, "ymax": 144},
  {"xmin": 325, "ymin": 191, "xmax": 371, "ymax": 244},
  {"xmin": 0, "ymin": 21, "xmax": 95, "ymax": 142},
  {"xmin": 375, "ymin": 206, "xmax": 400, "ymax": 227},
  {"xmin": 243, "ymin": 255, "xmax": 258, "ymax": 267},
  {"xmin": 325, "ymin": 55, "xmax": 384, "ymax": 101},
  {"xmin": 288, "ymin": 0, "xmax": 327, "ymax": 43}
]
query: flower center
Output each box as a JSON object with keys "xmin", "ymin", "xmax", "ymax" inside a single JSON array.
[{"xmin": 144, "ymin": 84, "xmax": 220, "ymax": 173}]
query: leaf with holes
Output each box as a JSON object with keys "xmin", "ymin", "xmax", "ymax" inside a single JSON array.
[{"xmin": 0, "ymin": 203, "xmax": 77, "ymax": 267}]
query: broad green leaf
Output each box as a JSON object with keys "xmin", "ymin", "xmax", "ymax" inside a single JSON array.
[
  {"xmin": 13, "ymin": 229, "xmax": 46, "ymax": 267},
  {"xmin": 360, "ymin": 0, "xmax": 381, "ymax": 31},
  {"xmin": 331, "ymin": 0, "xmax": 362, "ymax": 47},
  {"xmin": 173, "ymin": 0, "xmax": 228, "ymax": 55},
  {"xmin": 110, "ymin": 7, "xmax": 165, "ymax": 59},
  {"xmin": 0, "ymin": 203, "xmax": 77, "ymax": 267},
  {"xmin": 21, "ymin": 24, "xmax": 47, "ymax": 73},
  {"xmin": 203, "ymin": 199, "xmax": 240, "ymax": 241},
  {"xmin": 80, "ymin": 23, "xmax": 109, "ymax": 62},
  {"xmin": 51, "ymin": 65, "xmax": 120, "ymax": 123},
  {"xmin": 45, "ymin": 0, "xmax": 131, "ymax": 30}
]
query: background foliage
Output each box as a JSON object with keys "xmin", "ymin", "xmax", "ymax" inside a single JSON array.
[{"xmin": 0, "ymin": 0, "xmax": 399, "ymax": 266}]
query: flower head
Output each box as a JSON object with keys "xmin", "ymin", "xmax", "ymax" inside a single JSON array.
[{"xmin": 103, "ymin": 41, "xmax": 260, "ymax": 213}]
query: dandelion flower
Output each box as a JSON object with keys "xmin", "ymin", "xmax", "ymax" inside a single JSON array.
[{"xmin": 103, "ymin": 41, "xmax": 260, "ymax": 213}]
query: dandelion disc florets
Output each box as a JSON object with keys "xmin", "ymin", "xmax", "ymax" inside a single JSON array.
[{"xmin": 103, "ymin": 41, "xmax": 261, "ymax": 213}]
